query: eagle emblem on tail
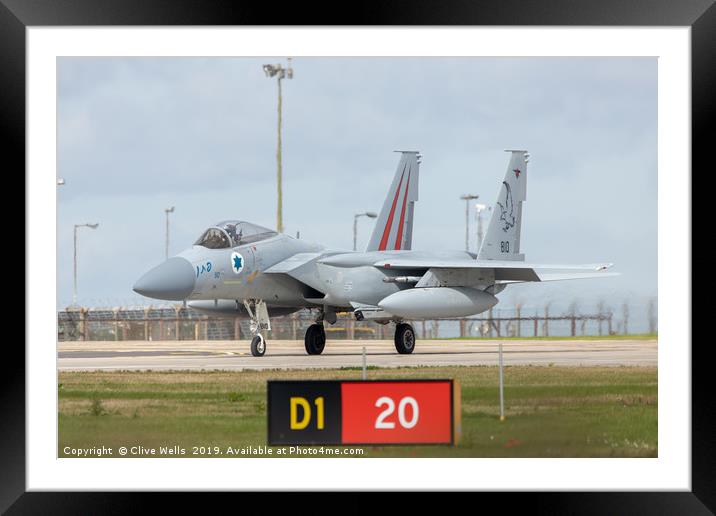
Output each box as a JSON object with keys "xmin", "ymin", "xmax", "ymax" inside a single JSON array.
[{"xmin": 497, "ymin": 181, "xmax": 515, "ymax": 232}]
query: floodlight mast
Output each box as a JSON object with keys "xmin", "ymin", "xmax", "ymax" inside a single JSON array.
[{"xmin": 263, "ymin": 58, "xmax": 293, "ymax": 233}]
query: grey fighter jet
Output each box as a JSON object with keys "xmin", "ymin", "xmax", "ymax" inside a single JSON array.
[{"xmin": 133, "ymin": 150, "xmax": 617, "ymax": 356}]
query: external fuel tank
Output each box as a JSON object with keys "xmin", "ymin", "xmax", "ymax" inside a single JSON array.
[{"xmin": 378, "ymin": 287, "xmax": 498, "ymax": 319}]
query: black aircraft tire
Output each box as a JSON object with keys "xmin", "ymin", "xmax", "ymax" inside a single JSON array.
[
  {"xmin": 250, "ymin": 335, "xmax": 266, "ymax": 357},
  {"xmin": 304, "ymin": 324, "xmax": 326, "ymax": 355},
  {"xmin": 394, "ymin": 323, "xmax": 416, "ymax": 354}
]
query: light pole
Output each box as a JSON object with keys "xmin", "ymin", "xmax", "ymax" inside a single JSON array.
[
  {"xmin": 353, "ymin": 212, "xmax": 378, "ymax": 251},
  {"xmin": 460, "ymin": 194, "xmax": 479, "ymax": 251},
  {"xmin": 475, "ymin": 203, "xmax": 491, "ymax": 253},
  {"xmin": 164, "ymin": 206, "xmax": 175, "ymax": 260},
  {"xmin": 73, "ymin": 223, "xmax": 99, "ymax": 306},
  {"xmin": 263, "ymin": 58, "xmax": 294, "ymax": 234}
]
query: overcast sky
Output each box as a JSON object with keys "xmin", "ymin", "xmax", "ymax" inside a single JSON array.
[{"xmin": 57, "ymin": 57, "xmax": 657, "ymax": 317}]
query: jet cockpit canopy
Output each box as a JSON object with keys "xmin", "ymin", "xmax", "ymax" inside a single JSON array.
[{"xmin": 194, "ymin": 220, "xmax": 278, "ymax": 249}]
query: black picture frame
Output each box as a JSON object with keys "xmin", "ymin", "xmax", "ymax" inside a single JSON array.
[{"xmin": 6, "ymin": 0, "xmax": 708, "ymax": 512}]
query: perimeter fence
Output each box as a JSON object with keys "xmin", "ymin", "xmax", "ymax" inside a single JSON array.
[{"xmin": 58, "ymin": 299, "xmax": 656, "ymax": 341}]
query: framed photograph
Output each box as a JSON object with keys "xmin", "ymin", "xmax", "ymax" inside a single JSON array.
[{"xmin": 8, "ymin": 0, "xmax": 709, "ymax": 511}]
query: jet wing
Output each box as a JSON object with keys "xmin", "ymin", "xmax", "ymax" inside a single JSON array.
[
  {"xmin": 533, "ymin": 271, "xmax": 620, "ymax": 282},
  {"xmin": 495, "ymin": 271, "xmax": 621, "ymax": 284},
  {"xmin": 373, "ymin": 259, "xmax": 613, "ymax": 271},
  {"xmin": 372, "ymin": 259, "xmax": 616, "ymax": 285}
]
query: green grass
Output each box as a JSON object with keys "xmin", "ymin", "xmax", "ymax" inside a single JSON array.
[
  {"xmin": 435, "ymin": 333, "xmax": 657, "ymax": 341},
  {"xmin": 58, "ymin": 366, "xmax": 657, "ymax": 458}
]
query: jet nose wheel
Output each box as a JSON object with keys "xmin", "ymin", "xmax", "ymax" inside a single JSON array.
[
  {"xmin": 304, "ymin": 323, "xmax": 326, "ymax": 355},
  {"xmin": 394, "ymin": 323, "xmax": 416, "ymax": 354},
  {"xmin": 250, "ymin": 334, "xmax": 266, "ymax": 357}
]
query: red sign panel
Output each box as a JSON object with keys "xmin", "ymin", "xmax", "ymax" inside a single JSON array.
[{"xmin": 340, "ymin": 381, "xmax": 453, "ymax": 444}]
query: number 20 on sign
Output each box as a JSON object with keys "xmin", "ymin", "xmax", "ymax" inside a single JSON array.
[{"xmin": 267, "ymin": 380, "xmax": 461, "ymax": 446}]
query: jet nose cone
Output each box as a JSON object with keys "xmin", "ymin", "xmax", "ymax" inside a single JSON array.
[{"xmin": 133, "ymin": 257, "xmax": 195, "ymax": 301}]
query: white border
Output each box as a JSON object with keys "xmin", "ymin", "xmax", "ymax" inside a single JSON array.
[{"xmin": 28, "ymin": 27, "xmax": 690, "ymax": 490}]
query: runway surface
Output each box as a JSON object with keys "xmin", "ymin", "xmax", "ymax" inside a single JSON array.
[{"xmin": 58, "ymin": 338, "xmax": 657, "ymax": 371}]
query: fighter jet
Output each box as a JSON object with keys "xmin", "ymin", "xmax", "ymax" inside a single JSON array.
[{"xmin": 133, "ymin": 150, "xmax": 617, "ymax": 357}]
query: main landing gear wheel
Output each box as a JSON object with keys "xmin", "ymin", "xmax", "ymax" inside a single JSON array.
[
  {"xmin": 394, "ymin": 323, "xmax": 416, "ymax": 354},
  {"xmin": 250, "ymin": 334, "xmax": 266, "ymax": 357},
  {"xmin": 304, "ymin": 324, "xmax": 326, "ymax": 355}
]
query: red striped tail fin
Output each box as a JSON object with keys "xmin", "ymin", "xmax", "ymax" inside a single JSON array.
[{"xmin": 366, "ymin": 151, "xmax": 420, "ymax": 252}]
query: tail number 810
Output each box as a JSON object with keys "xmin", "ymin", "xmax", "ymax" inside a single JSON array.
[{"xmin": 374, "ymin": 396, "xmax": 419, "ymax": 429}]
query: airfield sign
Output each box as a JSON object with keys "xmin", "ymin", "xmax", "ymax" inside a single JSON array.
[{"xmin": 267, "ymin": 380, "xmax": 461, "ymax": 446}]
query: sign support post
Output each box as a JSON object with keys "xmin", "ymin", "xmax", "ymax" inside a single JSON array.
[
  {"xmin": 499, "ymin": 340, "xmax": 505, "ymax": 421},
  {"xmin": 362, "ymin": 346, "xmax": 367, "ymax": 380}
]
